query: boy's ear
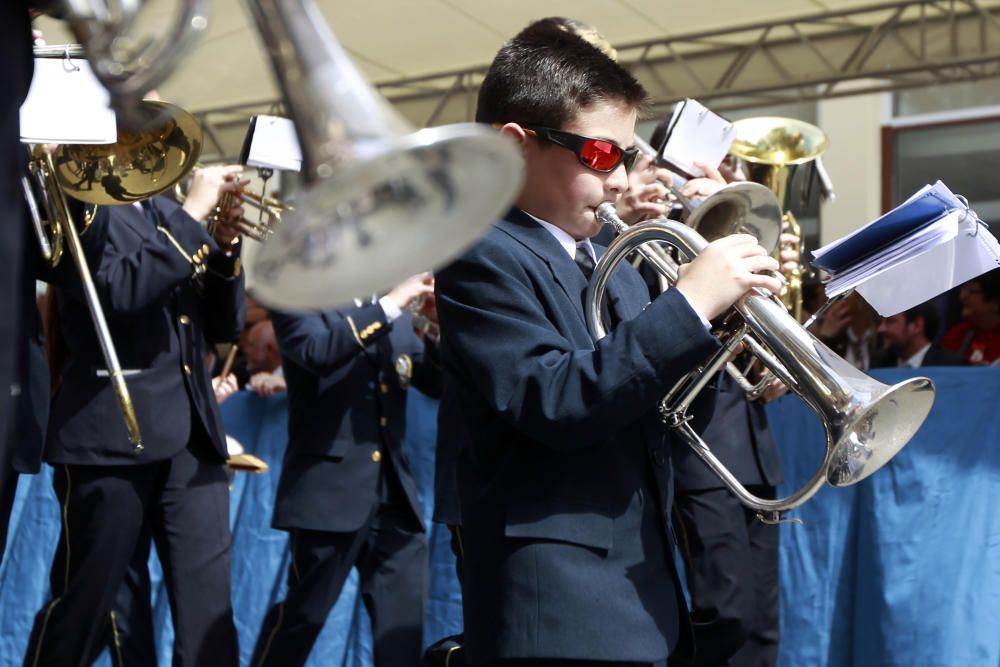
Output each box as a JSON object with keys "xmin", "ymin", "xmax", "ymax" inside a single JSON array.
[{"xmin": 498, "ymin": 122, "xmax": 529, "ymax": 144}]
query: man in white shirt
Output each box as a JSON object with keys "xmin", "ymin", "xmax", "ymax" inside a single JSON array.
[{"xmin": 876, "ymin": 302, "xmax": 967, "ymax": 368}]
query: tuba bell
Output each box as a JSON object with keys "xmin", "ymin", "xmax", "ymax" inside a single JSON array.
[
  {"xmin": 586, "ymin": 204, "xmax": 935, "ymax": 520},
  {"xmin": 52, "ymin": 100, "xmax": 203, "ymax": 205},
  {"xmin": 729, "ymin": 117, "xmax": 830, "ymax": 321},
  {"xmin": 244, "ymin": 0, "xmax": 522, "ymax": 310}
]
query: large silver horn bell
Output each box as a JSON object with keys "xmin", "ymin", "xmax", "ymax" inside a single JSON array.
[{"xmin": 245, "ymin": 0, "xmax": 522, "ymax": 310}]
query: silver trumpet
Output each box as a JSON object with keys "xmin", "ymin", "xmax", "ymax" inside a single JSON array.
[
  {"xmin": 245, "ymin": 0, "xmax": 522, "ymax": 310},
  {"xmin": 586, "ymin": 204, "xmax": 936, "ymax": 520}
]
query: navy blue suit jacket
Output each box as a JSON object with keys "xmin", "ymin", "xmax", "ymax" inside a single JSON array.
[
  {"xmin": 270, "ymin": 304, "xmax": 428, "ymax": 533},
  {"xmin": 0, "ymin": 2, "xmax": 37, "ymax": 456},
  {"xmin": 45, "ymin": 196, "xmax": 245, "ymax": 465},
  {"xmin": 435, "ymin": 208, "xmax": 721, "ymax": 664}
]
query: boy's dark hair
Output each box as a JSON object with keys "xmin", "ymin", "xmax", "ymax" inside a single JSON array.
[
  {"xmin": 475, "ymin": 17, "xmax": 648, "ymax": 129},
  {"xmin": 902, "ymin": 301, "xmax": 942, "ymax": 341}
]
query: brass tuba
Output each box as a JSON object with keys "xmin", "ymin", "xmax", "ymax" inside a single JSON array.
[
  {"xmin": 52, "ymin": 100, "xmax": 203, "ymax": 205},
  {"xmin": 729, "ymin": 117, "xmax": 830, "ymax": 321},
  {"xmin": 244, "ymin": 0, "xmax": 522, "ymax": 310},
  {"xmin": 586, "ymin": 204, "xmax": 935, "ymax": 520}
]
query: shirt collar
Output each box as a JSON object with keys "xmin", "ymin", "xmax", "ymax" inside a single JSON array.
[
  {"xmin": 899, "ymin": 342, "xmax": 932, "ymax": 368},
  {"xmin": 523, "ymin": 211, "xmax": 596, "ymax": 262}
]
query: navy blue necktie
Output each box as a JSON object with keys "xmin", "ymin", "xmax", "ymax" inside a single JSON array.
[{"xmin": 574, "ymin": 244, "xmax": 595, "ymax": 280}]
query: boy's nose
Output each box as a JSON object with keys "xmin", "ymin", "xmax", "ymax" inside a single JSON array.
[{"xmin": 604, "ymin": 164, "xmax": 630, "ymax": 197}]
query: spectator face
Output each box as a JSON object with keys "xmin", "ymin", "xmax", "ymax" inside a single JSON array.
[
  {"xmin": 877, "ymin": 314, "xmax": 911, "ymax": 354},
  {"xmin": 959, "ymin": 282, "xmax": 997, "ymax": 324},
  {"xmin": 244, "ymin": 320, "xmax": 277, "ymax": 373}
]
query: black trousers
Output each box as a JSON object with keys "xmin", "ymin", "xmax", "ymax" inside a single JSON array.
[
  {"xmin": 671, "ymin": 486, "xmax": 780, "ymax": 667},
  {"xmin": 251, "ymin": 488, "xmax": 428, "ymax": 667},
  {"xmin": 105, "ymin": 531, "xmax": 157, "ymax": 667},
  {"xmin": 23, "ymin": 440, "xmax": 238, "ymax": 667}
]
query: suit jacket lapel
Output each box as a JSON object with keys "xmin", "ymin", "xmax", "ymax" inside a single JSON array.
[
  {"xmin": 595, "ymin": 244, "xmax": 643, "ymax": 325},
  {"xmin": 495, "ymin": 209, "xmax": 591, "ymax": 331}
]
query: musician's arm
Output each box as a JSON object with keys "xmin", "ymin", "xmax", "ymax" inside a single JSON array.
[
  {"xmin": 95, "ymin": 205, "xmax": 215, "ymax": 314},
  {"xmin": 272, "ymin": 304, "xmax": 389, "ymax": 377}
]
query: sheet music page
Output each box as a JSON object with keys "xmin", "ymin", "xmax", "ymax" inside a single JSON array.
[
  {"xmin": 245, "ymin": 115, "xmax": 303, "ymax": 172},
  {"xmin": 854, "ymin": 213, "xmax": 1000, "ymax": 315},
  {"xmin": 656, "ymin": 99, "xmax": 736, "ymax": 178},
  {"xmin": 19, "ymin": 58, "xmax": 117, "ymax": 144},
  {"xmin": 812, "ymin": 180, "xmax": 961, "ymax": 270}
]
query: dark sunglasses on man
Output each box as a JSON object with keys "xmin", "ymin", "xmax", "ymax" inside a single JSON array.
[{"xmin": 519, "ymin": 125, "xmax": 640, "ymax": 173}]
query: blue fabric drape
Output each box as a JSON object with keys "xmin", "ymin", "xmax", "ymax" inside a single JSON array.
[
  {"xmin": 2, "ymin": 368, "xmax": 998, "ymax": 666},
  {"xmin": 769, "ymin": 367, "xmax": 1000, "ymax": 667}
]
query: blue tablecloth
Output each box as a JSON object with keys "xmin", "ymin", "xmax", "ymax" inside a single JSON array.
[
  {"xmin": 769, "ymin": 367, "xmax": 1000, "ymax": 667},
  {"xmin": 2, "ymin": 368, "xmax": 998, "ymax": 666}
]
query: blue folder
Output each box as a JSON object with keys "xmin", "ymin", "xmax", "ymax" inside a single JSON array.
[{"xmin": 812, "ymin": 185, "xmax": 957, "ymax": 274}]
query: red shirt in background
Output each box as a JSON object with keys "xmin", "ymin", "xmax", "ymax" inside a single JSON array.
[{"xmin": 941, "ymin": 320, "xmax": 1000, "ymax": 365}]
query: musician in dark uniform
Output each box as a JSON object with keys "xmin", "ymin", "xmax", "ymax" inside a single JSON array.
[
  {"xmin": 434, "ymin": 19, "xmax": 782, "ymax": 667},
  {"xmin": 0, "ymin": 2, "xmax": 56, "ymax": 562},
  {"xmin": 23, "ymin": 165, "xmax": 248, "ymax": 666},
  {"xmin": 251, "ymin": 273, "xmax": 437, "ymax": 667}
]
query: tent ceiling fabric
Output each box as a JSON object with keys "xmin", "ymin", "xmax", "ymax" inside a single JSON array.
[{"xmin": 34, "ymin": 0, "xmax": 1000, "ymax": 160}]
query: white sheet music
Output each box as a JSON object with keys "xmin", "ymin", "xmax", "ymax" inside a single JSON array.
[
  {"xmin": 816, "ymin": 181, "xmax": 1000, "ymax": 316},
  {"xmin": 19, "ymin": 58, "xmax": 117, "ymax": 145},
  {"xmin": 657, "ymin": 99, "xmax": 736, "ymax": 178},
  {"xmin": 244, "ymin": 115, "xmax": 302, "ymax": 172}
]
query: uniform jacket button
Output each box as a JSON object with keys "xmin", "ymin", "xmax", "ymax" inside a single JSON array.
[
  {"xmin": 179, "ymin": 315, "xmax": 190, "ymax": 325},
  {"xmin": 183, "ymin": 363, "xmax": 192, "ymax": 376},
  {"xmin": 371, "ymin": 450, "xmax": 382, "ymax": 463},
  {"xmin": 379, "ymin": 416, "xmax": 388, "ymax": 427},
  {"xmin": 379, "ymin": 383, "xmax": 389, "ymax": 394}
]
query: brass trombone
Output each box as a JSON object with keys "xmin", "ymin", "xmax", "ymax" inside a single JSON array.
[
  {"xmin": 24, "ymin": 145, "xmax": 144, "ymax": 450},
  {"xmin": 22, "ymin": 99, "xmax": 203, "ymax": 452}
]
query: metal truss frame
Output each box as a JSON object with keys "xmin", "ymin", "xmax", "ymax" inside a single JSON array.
[{"xmin": 194, "ymin": 0, "xmax": 1000, "ymax": 160}]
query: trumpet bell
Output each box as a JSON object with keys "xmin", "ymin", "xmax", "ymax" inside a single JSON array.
[
  {"xmin": 251, "ymin": 124, "xmax": 522, "ymax": 310},
  {"xmin": 824, "ymin": 374, "xmax": 935, "ymax": 487},
  {"xmin": 686, "ymin": 182, "xmax": 782, "ymax": 255},
  {"xmin": 53, "ymin": 100, "xmax": 202, "ymax": 205}
]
